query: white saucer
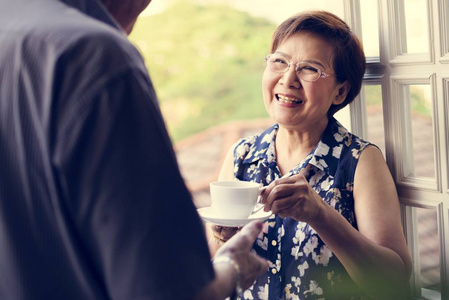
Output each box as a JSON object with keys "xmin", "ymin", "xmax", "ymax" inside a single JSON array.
[{"xmin": 197, "ymin": 205, "xmax": 272, "ymax": 227}]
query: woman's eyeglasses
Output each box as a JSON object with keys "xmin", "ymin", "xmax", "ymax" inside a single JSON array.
[{"xmin": 264, "ymin": 53, "xmax": 335, "ymax": 82}]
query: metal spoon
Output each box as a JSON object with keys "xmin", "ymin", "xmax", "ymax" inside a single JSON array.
[{"xmin": 251, "ymin": 186, "xmax": 266, "ymax": 215}]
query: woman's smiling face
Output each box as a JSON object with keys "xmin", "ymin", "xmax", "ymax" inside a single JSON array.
[{"xmin": 262, "ymin": 31, "xmax": 349, "ymax": 130}]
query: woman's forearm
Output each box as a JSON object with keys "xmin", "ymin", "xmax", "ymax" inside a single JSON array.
[{"xmin": 310, "ymin": 203, "xmax": 411, "ymax": 299}]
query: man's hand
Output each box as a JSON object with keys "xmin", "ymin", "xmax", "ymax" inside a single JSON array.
[{"xmin": 214, "ymin": 221, "xmax": 268, "ymax": 290}]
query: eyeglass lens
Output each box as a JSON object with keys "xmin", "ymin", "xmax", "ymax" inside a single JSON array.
[{"xmin": 265, "ymin": 54, "xmax": 322, "ymax": 82}]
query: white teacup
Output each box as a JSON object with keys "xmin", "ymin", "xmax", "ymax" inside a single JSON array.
[{"xmin": 210, "ymin": 181, "xmax": 261, "ymax": 219}]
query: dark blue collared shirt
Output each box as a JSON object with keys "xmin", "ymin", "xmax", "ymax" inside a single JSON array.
[
  {"xmin": 233, "ymin": 118, "xmax": 371, "ymax": 300},
  {"xmin": 0, "ymin": 0, "xmax": 213, "ymax": 299}
]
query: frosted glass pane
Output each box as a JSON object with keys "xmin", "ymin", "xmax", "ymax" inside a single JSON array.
[
  {"xmin": 360, "ymin": 0, "xmax": 380, "ymax": 57},
  {"xmin": 408, "ymin": 85, "xmax": 435, "ymax": 178},
  {"xmin": 403, "ymin": 0, "xmax": 430, "ymax": 53},
  {"xmin": 364, "ymin": 85, "xmax": 385, "ymax": 155},
  {"xmin": 413, "ymin": 207, "xmax": 440, "ymax": 297}
]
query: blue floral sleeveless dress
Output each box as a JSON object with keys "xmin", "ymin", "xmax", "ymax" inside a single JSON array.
[{"xmin": 233, "ymin": 117, "xmax": 371, "ymax": 300}]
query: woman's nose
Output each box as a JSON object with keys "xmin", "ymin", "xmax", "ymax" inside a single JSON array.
[{"xmin": 279, "ymin": 67, "xmax": 301, "ymax": 89}]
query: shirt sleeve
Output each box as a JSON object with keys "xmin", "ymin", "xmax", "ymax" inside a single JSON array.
[{"xmin": 52, "ymin": 66, "xmax": 214, "ymax": 300}]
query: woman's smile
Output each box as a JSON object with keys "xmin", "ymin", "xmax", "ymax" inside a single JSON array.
[{"xmin": 276, "ymin": 93, "xmax": 303, "ymax": 105}]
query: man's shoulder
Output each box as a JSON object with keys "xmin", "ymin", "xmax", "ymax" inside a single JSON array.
[
  {"xmin": 46, "ymin": 16, "xmax": 135, "ymax": 63},
  {"xmin": 2, "ymin": 0, "xmax": 138, "ymax": 65}
]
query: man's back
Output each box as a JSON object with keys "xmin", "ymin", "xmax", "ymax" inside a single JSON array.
[
  {"xmin": 0, "ymin": 1, "xmax": 133, "ymax": 298},
  {"xmin": 0, "ymin": 0, "xmax": 213, "ymax": 299}
]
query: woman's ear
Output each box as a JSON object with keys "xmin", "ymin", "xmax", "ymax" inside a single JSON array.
[{"xmin": 333, "ymin": 81, "xmax": 351, "ymax": 105}]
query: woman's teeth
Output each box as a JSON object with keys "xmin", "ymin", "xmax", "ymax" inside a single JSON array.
[{"xmin": 277, "ymin": 94, "xmax": 303, "ymax": 104}]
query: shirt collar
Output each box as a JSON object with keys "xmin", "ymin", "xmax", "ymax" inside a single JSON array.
[
  {"xmin": 241, "ymin": 117, "xmax": 347, "ymax": 177},
  {"xmin": 307, "ymin": 117, "xmax": 344, "ymax": 175}
]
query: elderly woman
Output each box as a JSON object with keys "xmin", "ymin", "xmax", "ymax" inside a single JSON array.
[{"xmin": 209, "ymin": 10, "xmax": 412, "ymax": 300}]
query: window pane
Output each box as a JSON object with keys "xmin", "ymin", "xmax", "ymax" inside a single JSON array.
[
  {"xmin": 360, "ymin": 0, "xmax": 380, "ymax": 57},
  {"xmin": 403, "ymin": 0, "xmax": 430, "ymax": 54},
  {"xmin": 412, "ymin": 207, "xmax": 441, "ymax": 298},
  {"xmin": 408, "ymin": 84, "xmax": 435, "ymax": 178},
  {"xmin": 364, "ymin": 85, "xmax": 385, "ymax": 154}
]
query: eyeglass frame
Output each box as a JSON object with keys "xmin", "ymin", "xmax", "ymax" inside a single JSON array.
[{"xmin": 264, "ymin": 53, "xmax": 336, "ymax": 82}]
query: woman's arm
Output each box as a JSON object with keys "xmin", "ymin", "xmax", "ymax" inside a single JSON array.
[
  {"xmin": 218, "ymin": 146, "xmax": 236, "ymax": 181},
  {"xmin": 350, "ymin": 145, "xmax": 412, "ymax": 296},
  {"xmin": 263, "ymin": 146, "xmax": 412, "ymax": 299}
]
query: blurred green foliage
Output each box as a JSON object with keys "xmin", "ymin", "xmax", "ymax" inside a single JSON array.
[
  {"xmin": 131, "ymin": 1, "xmax": 431, "ymax": 141},
  {"xmin": 129, "ymin": 0, "xmax": 276, "ymax": 141}
]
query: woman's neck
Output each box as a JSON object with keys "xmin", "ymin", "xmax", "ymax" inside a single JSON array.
[{"xmin": 275, "ymin": 118, "xmax": 329, "ymax": 175}]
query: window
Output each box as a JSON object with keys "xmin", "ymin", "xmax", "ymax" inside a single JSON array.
[{"xmin": 353, "ymin": 1, "xmax": 447, "ymax": 299}]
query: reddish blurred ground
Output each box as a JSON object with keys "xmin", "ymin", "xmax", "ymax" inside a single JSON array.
[{"xmin": 174, "ymin": 118, "xmax": 273, "ymax": 208}]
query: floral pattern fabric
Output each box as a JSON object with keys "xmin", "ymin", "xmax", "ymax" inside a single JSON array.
[{"xmin": 233, "ymin": 117, "xmax": 371, "ymax": 300}]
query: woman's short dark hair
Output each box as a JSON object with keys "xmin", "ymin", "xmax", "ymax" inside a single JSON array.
[{"xmin": 271, "ymin": 10, "xmax": 366, "ymax": 116}]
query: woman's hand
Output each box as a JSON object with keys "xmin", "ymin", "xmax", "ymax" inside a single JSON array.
[
  {"xmin": 208, "ymin": 225, "xmax": 241, "ymax": 256},
  {"xmin": 261, "ymin": 166, "xmax": 324, "ymax": 223},
  {"xmin": 211, "ymin": 225, "xmax": 241, "ymax": 245}
]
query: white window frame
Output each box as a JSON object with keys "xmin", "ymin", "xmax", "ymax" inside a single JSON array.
[{"xmin": 345, "ymin": 0, "xmax": 449, "ymax": 299}]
